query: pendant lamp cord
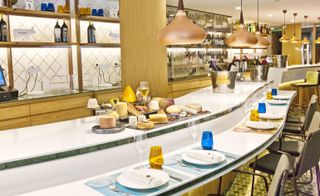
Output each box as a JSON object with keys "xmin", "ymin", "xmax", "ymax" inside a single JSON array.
[
  {"xmin": 293, "ymin": 13, "xmax": 297, "ymax": 36},
  {"xmin": 283, "ymin": 10, "xmax": 287, "ymax": 35}
]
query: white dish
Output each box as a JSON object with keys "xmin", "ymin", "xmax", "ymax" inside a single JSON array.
[
  {"xmin": 266, "ymin": 100, "xmax": 288, "ymax": 105},
  {"xmin": 117, "ymin": 169, "xmax": 169, "ymax": 190},
  {"xmin": 87, "ymin": 177, "xmax": 111, "ymax": 188},
  {"xmin": 272, "ymin": 95, "xmax": 290, "ymax": 100},
  {"xmin": 245, "ymin": 121, "xmax": 276, "ymax": 130},
  {"xmin": 182, "ymin": 150, "xmax": 226, "ymax": 166},
  {"xmin": 259, "ymin": 113, "xmax": 284, "ymax": 120}
]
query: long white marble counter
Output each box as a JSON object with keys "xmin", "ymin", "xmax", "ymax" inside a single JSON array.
[
  {"xmin": 0, "ymin": 82, "xmax": 296, "ymax": 195},
  {"xmin": 0, "ymin": 82, "xmax": 265, "ymax": 165}
]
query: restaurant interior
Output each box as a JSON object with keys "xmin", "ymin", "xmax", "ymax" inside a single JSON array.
[{"xmin": 0, "ymin": 0, "xmax": 320, "ymax": 195}]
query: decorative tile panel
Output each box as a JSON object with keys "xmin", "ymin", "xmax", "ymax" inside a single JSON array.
[
  {"xmin": 0, "ymin": 48, "xmax": 8, "ymax": 83},
  {"xmin": 81, "ymin": 47, "xmax": 121, "ymax": 89},
  {"xmin": 12, "ymin": 48, "xmax": 69, "ymax": 94},
  {"xmin": 10, "ymin": 16, "xmax": 67, "ymax": 42},
  {"xmin": 80, "ymin": 21, "xmax": 120, "ymax": 44}
]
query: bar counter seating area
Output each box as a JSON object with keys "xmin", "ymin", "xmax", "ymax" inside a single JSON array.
[{"xmin": 1, "ymin": 0, "xmax": 320, "ymax": 195}]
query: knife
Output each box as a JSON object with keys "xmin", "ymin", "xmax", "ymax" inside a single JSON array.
[{"xmin": 169, "ymin": 174, "xmax": 183, "ymax": 182}]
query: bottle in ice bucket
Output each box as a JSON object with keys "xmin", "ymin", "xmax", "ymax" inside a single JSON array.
[
  {"xmin": 250, "ymin": 109, "xmax": 260, "ymax": 122},
  {"xmin": 149, "ymin": 146, "xmax": 164, "ymax": 170}
]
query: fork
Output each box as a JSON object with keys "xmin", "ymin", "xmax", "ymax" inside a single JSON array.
[{"xmin": 108, "ymin": 183, "xmax": 129, "ymax": 196}]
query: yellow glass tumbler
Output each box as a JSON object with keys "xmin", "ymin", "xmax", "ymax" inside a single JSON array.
[
  {"xmin": 149, "ymin": 146, "xmax": 164, "ymax": 170},
  {"xmin": 250, "ymin": 109, "xmax": 260, "ymax": 122},
  {"xmin": 266, "ymin": 92, "xmax": 273, "ymax": 100}
]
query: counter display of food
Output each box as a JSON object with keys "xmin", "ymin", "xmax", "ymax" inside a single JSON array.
[{"xmin": 0, "ymin": 82, "xmax": 296, "ymax": 196}]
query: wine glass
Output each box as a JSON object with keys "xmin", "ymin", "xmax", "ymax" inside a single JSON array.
[
  {"xmin": 139, "ymin": 81, "xmax": 149, "ymax": 102},
  {"xmin": 188, "ymin": 121, "xmax": 199, "ymax": 148},
  {"xmin": 133, "ymin": 134, "xmax": 147, "ymax": 169}
]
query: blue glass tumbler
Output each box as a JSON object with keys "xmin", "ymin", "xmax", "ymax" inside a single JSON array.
[
  {"xmin": 258, "ymin": 103, "xmax": 267, "ymax": 113},
  {"xmin": 92, "ymin": 9, "xmax": 98, "ymax": 16},
  {"xmin": 98, "ymin": 8, "xmax": 104, "ymax": 16},
  {"xmin": 40, "ymin": 3, "xmax": 47, "ymax": 11},
  {"xmin": 47, "ymin": 3, "xmax": 55, "ymax": 12},
  {"xmin": 201, "ymin": 131, "xmax": 213, "ymax": 150},
  {"xmin": 271, "ymin": 88, "xmax": 278, "ymax": 96}
]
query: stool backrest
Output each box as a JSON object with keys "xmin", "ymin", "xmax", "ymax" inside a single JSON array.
[
  {"xmin": 305, "ymin": 71, "xmax": 319, "ymax": 85},
  {"xmin": 295, "ymin": 129, "xmax": 320, "ymax": 178},
  {"xmin": 306, "ymin": 111, "xmax": 320, "ymax": 134},
  {"xmin": 303, "ymin": 95, "xmax": 318, "ymax": 132},
  {"xmin": 267, "ymin": 154, "xmax": 291, "ymax": 196}
]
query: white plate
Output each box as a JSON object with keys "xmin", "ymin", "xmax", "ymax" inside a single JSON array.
[
  {"xmin": 259, "ymin": 113, "xmax": 284, "ymax": 120},
  {"xmin": 181, "ymin": 150, "xmax": 226, "ymax": 166},
  {"xmin": 117, "ymin": 169, "xmax": 169, "ymax": 190},
  {"xmin": 272, "ymin": 95, "xmax": 290, "ymax": 100},
  {"xmin": 245, "ymin": 121, "xmax": 276, "ymax": 130},
  {"xmin": 266, "ymin": 100, "xmax": 288, "ymax": 105}
]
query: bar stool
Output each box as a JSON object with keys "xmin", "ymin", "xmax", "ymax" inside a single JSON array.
[{"xmin": 291, "ymin": 71, "xmax": 320, "ymax": 111}]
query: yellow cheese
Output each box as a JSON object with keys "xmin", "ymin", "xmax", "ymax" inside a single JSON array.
[
  {"xmin": 122, "ymin": 85, "xmax": 137, "ymax": 103},
  {"xmin": 115, "ymin": 102, "xmax": 128, "ymax": 118}
]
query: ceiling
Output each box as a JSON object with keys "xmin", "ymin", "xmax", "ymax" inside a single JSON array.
[{"xmin": 166, "ymin": 0, "xmax": 320, "ymax": 27}]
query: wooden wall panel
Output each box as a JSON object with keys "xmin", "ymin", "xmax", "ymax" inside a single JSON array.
[
  {"xmin": 120, "ymin": 0, "xmax": 168, "ymax": 97},
  {"xmin": 93, "ymin": 90, "xmax": 122, "ymax": 104},
  {"xmin": 0, "ymin": 105, "xmax": 30, "ymax": 121},
  {"xmin": 0, "ymin": 117, "xmax": 30, "ymax": 130},
  {"xmin": 29, "ymin": 94, "xmax": 91, "ymax": 115},
  {"xmin": 168, "ymin": 77, "xmax": 212, "ymax": 98},
  {"xmin": 282, "ymin": 23, "xmax": 302, "ymax": 65},
  {"xmin": 30, "ymin": 108, "xmax": 91, "ymax": 126}
]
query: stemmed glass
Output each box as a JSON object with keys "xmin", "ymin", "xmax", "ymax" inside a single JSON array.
[
  {"xmin": 188, "ymin": 121, "xmax": 199, "ymax": 148},
  {"xmin": 139, "ymin": 81, "xmax": 150, "ymax": 103},
  {"xmin": 133, "ymin": 134, "xmax": 147, "ymax": 169}
]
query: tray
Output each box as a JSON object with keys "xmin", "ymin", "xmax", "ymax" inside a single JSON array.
[{"xmin": 92, "ymin": 124, "xmax": 125, "ymax": 134}]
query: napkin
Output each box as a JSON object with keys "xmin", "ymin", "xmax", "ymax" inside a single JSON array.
[
  {"xmin": 124, "ymin": 169, "xmax": 163, "ymax": 187},
  {"xmin": 186, "ymin": 150, "xmax": 216, "ymax": 163}
]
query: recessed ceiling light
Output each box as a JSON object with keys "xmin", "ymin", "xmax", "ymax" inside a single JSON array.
[
  {"xmin": 235, "ymin": 6, "xmax": 241, "ymax": 10},
  {"xmin": 268, "ymin": 14, "xmax": 273, "ymax": 17}
]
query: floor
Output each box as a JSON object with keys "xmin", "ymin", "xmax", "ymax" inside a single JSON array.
[{"xmin": 225, "ymin": 154, "xmax": 319, "ymax": 196}]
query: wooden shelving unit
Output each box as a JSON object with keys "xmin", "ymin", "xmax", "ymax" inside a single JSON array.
[
  {"xmin": 0, "ymin": 0, "xmax": 121, "ymax": 92},
  {"xmin": 79, "ymin": 15, "xmax": 119, "ymax": 23}
]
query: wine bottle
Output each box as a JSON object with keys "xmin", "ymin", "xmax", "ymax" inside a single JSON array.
[
  {"xmin": 87, "ymin": 21, "xmax": 96, "ymax": 43},
  {"xmin": 0, "ymin": 14, "xmax": 7, "ymax": 42},
  {"xmin": 54, "ymin": 19, "xmax": 62, "ymax": 43},
  {"xmin": 61, "ymin": 19, "xmax": 68, "ymax": 43}
]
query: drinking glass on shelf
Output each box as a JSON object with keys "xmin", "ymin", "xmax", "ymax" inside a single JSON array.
[
  {"xmin": 134, "ymin": 134, "xmax": 147, "ymax": 169},
  {"xmin": 188, "ymin": 121, "xmax": 199, "ymax": 148},
  {"xmin": 139, "ymin": 81, "xmax": 150, "ymax": 102},
  {"xmin": 149, "ymin": 146, "xmax": 164, "ymax": 170},
  {"xmin": 201, "ymin": 131, "xmax": 213, "ymax": 150}
]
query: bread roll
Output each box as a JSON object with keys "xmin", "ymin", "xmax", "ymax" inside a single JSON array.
[
  {"xmin": 149, "ymin": 114, "xmax": 168, "ymax": 124},
  {"xmin": 186, "ymin": 104, "xmax": 202, "ymax": 112},
  {"xmin": 137, "ymin": 121, "xmax": 155, "ymax": 130},
  {"xmin": 166, "ymin": 105, "xmax": 182, "ymax": 114}
]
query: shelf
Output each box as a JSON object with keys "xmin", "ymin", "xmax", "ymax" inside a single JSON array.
[
  {"xmin": 79, "ymin": 15, "xmax": 119, "ymax": 23},
  {"xmin": 0, "ymin": 41, "xmax": 72, "ymax": 48},
  {"xmin": 79, "ymin": 43, "xmax": 120, "ymax": 48},
  {"xmin": 0, "ymin": 7, "xmax": 71, "ymax": 19}
]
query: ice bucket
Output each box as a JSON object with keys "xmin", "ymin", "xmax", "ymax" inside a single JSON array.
[{"xmin": 210, "ymin": 71, "xmax": 238, "ymax": 93}]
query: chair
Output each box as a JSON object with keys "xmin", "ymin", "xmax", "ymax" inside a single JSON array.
[
  {"xmin": 249, "ymin": 129, "xmax": 320, "ymax": 195},
  {"xmin": 282, "ymin": 95, "xmax": 318, "ymax": 138},
  {"xmin": 291, "ymin": 71, "xmax": 320, "ymax": 111},
  {"xmin": 268, "ymin": 111, "xmax": 320, "ymax": 156},
  {"xmin": 267, "ymin": 154, "xmax": 291, "ymax": 196}
]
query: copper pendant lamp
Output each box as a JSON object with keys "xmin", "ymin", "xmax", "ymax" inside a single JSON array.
[
  {"xmin": 251, "ymin": 0, "xmax": 270, "ymax": 48},
  {"xmin": 290, "ymin": 13, "xmax": 300, "ymax": 44},
  {"xmin": 226, "ymin": 0, "xmax": 258, "ymax": 48},
  {"xmin": 159, "ymin": 0, "xmax": 207, "ymax": 45},
  {"xmin": 315, "ymin": 17, "xmax": 320, "ymax": 44},
  {"xmin": 301, "ymin": 15, "xmax": 310, "ymax": 45},
  {"xmin": 279, "ymin": 10, "xmax": 290, "ymax": 43}
]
